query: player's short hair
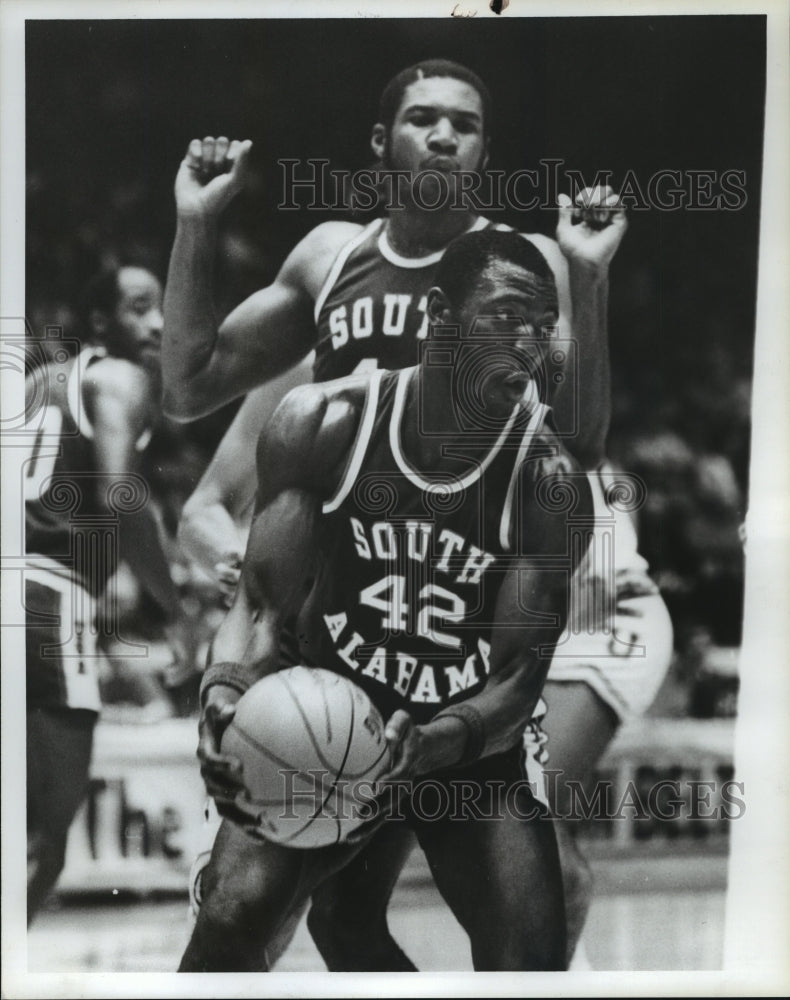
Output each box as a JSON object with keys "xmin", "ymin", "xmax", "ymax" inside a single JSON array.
[
  {"xmin": 434, "ymin": 229, "xmax": 557, "ymax": 313},
  {"xmin": 378, "ymin": 59, "xmax": 493, "ymax": 137}
]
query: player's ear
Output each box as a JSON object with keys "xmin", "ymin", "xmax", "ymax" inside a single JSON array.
[
  {"xmin": 426, "ymin": 286, "xmax": 453, "ymax": 325},
  {"xmin": 89, "ymin": 309, "xmax": 109, "ymax": 338},
  {"xmin": 370, "ymin": 123, "xmax": 386, "ymax": 163},
  {"xmin": 481, "ymin": 137, "xmax": 490, "ymax": 171}
]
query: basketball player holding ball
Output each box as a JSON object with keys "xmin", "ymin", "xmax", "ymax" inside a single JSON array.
[
  {"xmin": 166, "ymin": 60, "xmax": 672, "ymax": 968},
  {"xmin": 166, "ymin": 59, "xmax": 669, "ymax": 969},
  {"xmin": 179, "ymin": 228, "xmax": 593, "ymax": 971}
]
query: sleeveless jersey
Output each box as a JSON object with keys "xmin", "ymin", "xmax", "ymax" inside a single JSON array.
[
  {"xmin": 302, "ymin": 366, "xmax": 551, "ymax": 726},
  {"xmin": 314, "ymin": 216, "xmax": 502, "ymax": 381},
  {"xmin": 24, "ymin": 348, "xmax": 152, "ymax": 596}
]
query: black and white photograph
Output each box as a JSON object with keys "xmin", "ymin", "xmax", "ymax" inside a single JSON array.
[{"xmin": 2, "ymin": 0, "xmax": 789, "ymax": 996}]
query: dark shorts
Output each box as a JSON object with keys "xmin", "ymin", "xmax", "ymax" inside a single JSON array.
[
  {"xmin": 27, "ymin": 706, "xmax": 97, "ymax": 838},
  {"xmin": 374, "ymin": 745, "xmax": 550, "ymax": 846}
]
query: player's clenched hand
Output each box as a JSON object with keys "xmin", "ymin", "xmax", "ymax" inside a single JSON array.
[
  {"xmin": 197, "ymin": 684, "xmax": 247, "ymax": 817},
  {"xmin": 556, "ymin": 185, "xmax": 628, "ymax": 272},
  {"xmin": 214, "ymin": 556, "xmax": 242, "ymax": 608},
  {"xmin": 174, "ymin": 137, "xmax": 253, "ymax": 220}
]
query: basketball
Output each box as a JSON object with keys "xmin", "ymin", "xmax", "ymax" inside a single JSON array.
[{"xmin": 221, "ymin": 666, "xmax": 390, "ymax": 848}]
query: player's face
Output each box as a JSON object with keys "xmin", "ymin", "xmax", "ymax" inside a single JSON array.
[
  {"xmin": 110, "ymin": 267, "xmax": 164, "ymax": 366},
  {"xmin": 453, "ymin": 260, "xmax": 558, "ymax": 418},
  {"xmin": 374, "ymin": 76, "xmax": 488, "ymax": 176}
]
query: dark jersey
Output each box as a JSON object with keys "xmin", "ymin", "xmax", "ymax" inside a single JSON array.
[
  {"xmin": 313, "ymin": 216, "xmax": 503, "ymax": 381},
  {"xmin": 301, "ymin": 367, "xmax": 551, "ymax": 725},
  {"xmin": 24, "ymin": 348, "xmax": 152, "ymax": 596}
]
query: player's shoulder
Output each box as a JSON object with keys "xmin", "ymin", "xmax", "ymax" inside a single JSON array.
[
  {"xmin": 261, "ymin": 375, "xmax": 368, "ymax": 487},
  {"xmin": 523, "ymin": 426, "xmax": 577, "ymax": 478},
  {"xmin": 518, "ymin": 424, "xmax": 593, "ymax": 522},
  {"xmin": 84, "ymin": 355, "xmax": 148, "ymax": 392},
  {"xmin": 274, "ymin": 375, "xmax": 368, "ymax": 446},
  {"xmin": 83, "ymin": 356, "xmax": 155, "ymax": 416},
  {"xmin": 291, "ymin": 220, "xmax": 366, "ymax": 267},
  {"xmin": 282, "ymin": 220, "xmax": 367, "ymax": 296}
]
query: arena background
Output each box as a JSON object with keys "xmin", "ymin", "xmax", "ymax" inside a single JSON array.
[{"xmin": 8, "ymin": 6, "xmax": 775, "ymax": 984}]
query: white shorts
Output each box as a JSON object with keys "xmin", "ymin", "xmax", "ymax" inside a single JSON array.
[{"xmin": 547, "ymin": 589, "xmax": 674, "ymax": 720}]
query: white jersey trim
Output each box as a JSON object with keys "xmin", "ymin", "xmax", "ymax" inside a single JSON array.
[
  {"xmin": 389, "ymin": 367, "xmax": 519, "ymax": 495},
  {"xmin": 377, "ymin": 214, "xmax": 490, "ymax": 268},
  {"xmin": 322, "ymin": 369, "xmax": 385, "ymax": 514},
  {"xmin": 313, "ymin": 219, "xmax": 384, "ymax": 324},
  {"xmin": 499, "ymin": 397, "xmax": 550, "ymax": 551},
  {"xmin": 66, "ymin": 347, "xmax": 106, "ymax": 439}
]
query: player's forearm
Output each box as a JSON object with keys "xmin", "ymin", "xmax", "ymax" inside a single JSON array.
[
  {"xmin": 178, "ymin": 496, "xmax": 245, "ymax": 577},
  {"xmin": 553, "ymin": 263, "xmax": 611, "ymax": 470},
  {"xmin": 413, "ymin": 653, "xmax": 554, "ymax": 776},
  {"xmin": 418, "ymin": 571, "xmax": 569, "ymax": 772},
  {"xmin": 118, "ymin": 507, "xmax": 182, "ymax": 621},
  {"xmin": 162, "ymin": 214, "xmax": 223, "ymax": 420},
  {"xmin": 208, "ymin": 589, "xmax": 283, "ymax": 681},
  {"xmin": 210, "ymin": 486, "xmax": 319, "ymax": 671}
]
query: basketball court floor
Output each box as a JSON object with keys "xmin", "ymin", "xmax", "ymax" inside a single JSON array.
[{"xmin": 26, "ymin": 851, "xmax": 727, "ymax": 973}]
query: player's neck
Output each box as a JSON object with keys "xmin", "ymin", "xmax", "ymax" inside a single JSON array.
[
  {"xmin": 384, "ymin": 206, "xmax": 479, "ymax": 259},
  {"xmin": 403, "ymin": 367, "xmax": 511, "ymax": 473}
]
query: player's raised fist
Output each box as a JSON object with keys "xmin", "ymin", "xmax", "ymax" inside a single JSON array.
[
  {"xmin": 174, "ymin": 136, "xmax": 253, "ymax": 220},
  {"xmin": 556, "ymin": 184, "xmax": 628, "ymax": 272}
]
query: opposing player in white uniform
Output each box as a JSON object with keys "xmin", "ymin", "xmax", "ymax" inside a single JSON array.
[
  {"xmin": 165, "ymin": 60, "xmax": 669, "ymax": 967},
  {"xmin": 25, "ymin": 266, "xmax": 185, "ymax": 922}
]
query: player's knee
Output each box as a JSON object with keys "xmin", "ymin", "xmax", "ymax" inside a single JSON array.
[{"xmin": 198, "ymin": 848, "xmax": 295, "ymax": 941}]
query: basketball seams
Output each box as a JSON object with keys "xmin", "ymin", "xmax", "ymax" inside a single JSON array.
[
  {"xmin": 225, "ymin": 721, "xmax": 333, "ymax": 793},
  {"xmin": 277, "ymin": 680, "xmax": 357, "ymax": 847},
  {"xmin": 339, "ymin": 738, "xmax": 390, "ymax": 781},
  {"xmin": 279, "ymin": 670, "xmax": 346, "ymax": 773},
  {"xmin": 228, "ymin": 667, "xmax": 388, "ymax": 847}
]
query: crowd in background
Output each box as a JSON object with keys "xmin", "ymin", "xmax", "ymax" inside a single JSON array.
[{"xmin": 22, "ymin": 189, "xmax": 749, "ymax": 724}]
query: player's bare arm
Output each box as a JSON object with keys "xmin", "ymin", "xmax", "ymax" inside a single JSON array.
[
  {"xmin": 85, "ymin": 359, "xmax": 181, "ymax": 620},
  {"xmin": 553, "ymin": 185, "xmax": 628, "ymax": 469},
  {"xmin": 162, "ymin": 137, "xmax": 360, "ymax": 420},
  {"xmin": 380, "ymin": 444, "xmax": 593, "ymax": 783},
  {"xmin": 177, "ymin": 360, "xmax": 313, "ymax": 602},
  {"xmin": 195, "ymin": 380, "xmax": 365, "ymax": 814}
]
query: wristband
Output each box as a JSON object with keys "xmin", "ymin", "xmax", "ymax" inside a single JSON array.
[
  {"xmin": 199, "ymin": 661, "xmax": 255, "ymax": 708},
  {"xmin": 434, "ymin": 702, "xmax": 486, "ymax": 767}
]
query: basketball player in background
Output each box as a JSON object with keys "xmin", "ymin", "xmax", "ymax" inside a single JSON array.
[
  {"xmin": 24, "ymin": 265, "xmax": 186, "ymax": 923},
  {"xmin": 166, "ymin": 59, "xmax": 640, "ymax": 967},
  {"xmin": 181, "ymin": 229, "xmax": 593, "ymax": 972}
]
